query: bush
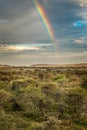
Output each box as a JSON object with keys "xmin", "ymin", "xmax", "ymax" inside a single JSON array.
[{"xmin": 81, "ymin": 80, "xmax": 87, "ymax": 89}]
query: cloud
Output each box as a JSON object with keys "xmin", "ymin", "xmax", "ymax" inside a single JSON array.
[
  {"xmin": 74, "ymin": 37, "xmax": 85, "ymax": 44},
  {"xmin": 0, "ymin": 43, "xmax": 52, "ymax": 52},
  {"xmin": 0, "ymin": 0, "xmax": 34, "ymax": 19},
  {"xmin": 0, "ymin": 19, "xmax": 8, "ymax": 23},
  {"xmin": 0, "ymin": 1, "xmax": 50, "ymax": 43},
  {"xmin": 77, "ymin": 0, "xmax": 87, "ymax": 7},
  {"xmin": 0, "ymin": 45, "xmax": 41, "ymax": 52}
]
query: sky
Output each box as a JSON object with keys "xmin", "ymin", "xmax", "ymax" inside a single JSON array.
[{"xmin": 0, "ymin": 0, "xmax": 87, "ymax": 65}]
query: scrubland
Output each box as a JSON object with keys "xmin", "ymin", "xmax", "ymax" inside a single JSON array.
[{"xmin": 0, "ymin": 65, "xmax": 87, "ymax": 130}]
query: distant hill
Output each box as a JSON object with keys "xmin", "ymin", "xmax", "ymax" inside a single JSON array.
[
  {"xmin": 0, "ymin": 63, "xmax": 87, "ymax": 68},
  {"xmin": 29, "ymin": 63, "xmax": 87, "ymax": 68}
]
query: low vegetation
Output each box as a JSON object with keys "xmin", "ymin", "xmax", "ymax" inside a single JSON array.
[{"xmin": 0, "ymin": 65, "xmax": 87, "ymax": 130}]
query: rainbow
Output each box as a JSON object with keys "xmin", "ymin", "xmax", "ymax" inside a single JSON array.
[{"xmin": 33, "ymin": 0, "xmax": 57, "ymax": 44}]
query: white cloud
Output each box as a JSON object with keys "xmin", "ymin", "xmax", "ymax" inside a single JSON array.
[
  {"xmin": 74, "ymin": 38, "xmax": 85, "ymax": 44},
  {"xmin": 0, "ymin": 45, "xmax": 41, "ymax": 52},
  {"xmin": 77, "ymin": 12, "xmax": 87, "ymax": 20},
  {"xmin": 0, "ymin": 43, "xmax": 52, "ymax": 52},
  {"xmin": 76, "ymin": 0, "xmax": 87, "ymax": 20},
  {"xmin": 78, "ymin": 0, "xmax": 87, "ymax": 7}
]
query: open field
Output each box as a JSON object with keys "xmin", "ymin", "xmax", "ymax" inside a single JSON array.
[{"xmin": 0, "ymin": 64, "xmax": 87, "ymax": 130}]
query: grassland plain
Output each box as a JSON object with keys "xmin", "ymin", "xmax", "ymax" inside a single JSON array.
[{"xmin": 0, "ymin": 64, "xmax": 87, "ymax": 130}]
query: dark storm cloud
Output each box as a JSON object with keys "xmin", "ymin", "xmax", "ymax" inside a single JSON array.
[
  {"xmin": 0, "ymin": 0, "xmax": 87, "ymax": 65},
  {"xmin": 0, "ymin": 0, "xmax": 86, "ymax": 44},
  {"xmin": 0, "ymin": 0, "xmax": 33, "ymax": 19},
  {"xmin": 0, "ymin": 0, "xmax": 50, "ymax": 44}
]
